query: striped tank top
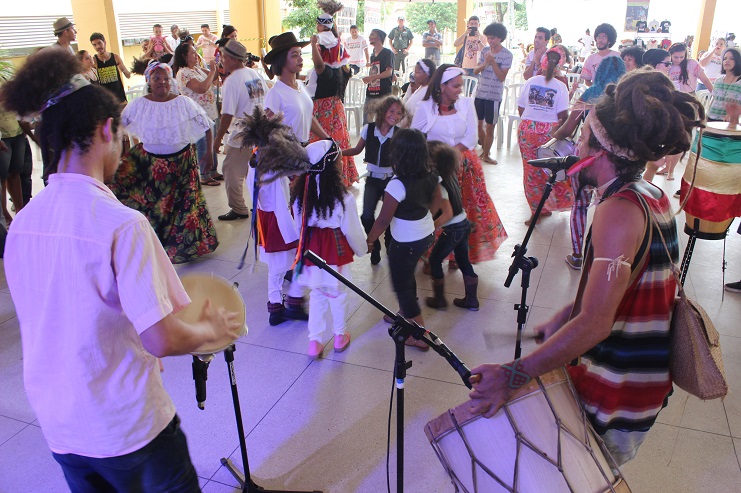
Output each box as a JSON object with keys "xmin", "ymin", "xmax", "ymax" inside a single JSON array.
[{"xmin": 568, "ymin": 181, "xmax": 679, "ymax": 436}]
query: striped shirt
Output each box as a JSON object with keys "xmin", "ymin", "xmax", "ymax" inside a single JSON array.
[
  {"xmin": 707, "ymin": 76, "xmax": 741, "ymax": 121},
  {"xmin": 568, "ymin": 182, "xmax": 678, "ymax": 437}
]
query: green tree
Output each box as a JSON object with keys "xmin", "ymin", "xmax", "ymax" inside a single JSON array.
[
  {"xmin": 356, "ymin": 0, "xmax": 365, "ymax": 32},
  {"xmin": 282, "ymin": 0, "xmax": 322, "ymax": 39},
  {"xmin": 404, "ymin": 3, "xmax": 457, "ymax": 36}
]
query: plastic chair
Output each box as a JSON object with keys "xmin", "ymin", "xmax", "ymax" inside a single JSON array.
[
  {"xmin": 499, "ymin": 82, "xmax": 524, "ymax": 149},
  {"xmin": 696, "ymin": 90, "xmax": 714, "ymax": 111},
  {"xmin": 125, "ymin": 84, "xmax": 146, "ymax": 102},
  {"xmin": 462, "ymin": 76, "xmax": 478, "ymax": 98},
  {"xmin": 344, "ymin": 78, "xmax": 366, "ymax": 136}
]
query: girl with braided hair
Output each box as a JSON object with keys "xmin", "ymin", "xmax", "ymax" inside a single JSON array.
[
  {"xmin": 468, "ymin": 69, "xmax": 705, "ymax": 466},
  {"xmin": 517, "ymin": 48, "xmax": 573, "ymax": 225},
  {"xmin": 290, "ymin": 140, "xmax": 366, "ymax": 358}
]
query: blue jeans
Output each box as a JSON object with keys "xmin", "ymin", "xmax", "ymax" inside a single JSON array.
[
  {"xmin": 388, "ymin": 233, "xmax": 434, "ymax": 318},
  {"xmin": 196, "ymin": 120, "xmax": 218, "ymax": 179},
  {"xmin": 428, "ymin": 220, "xmax": 476, "ymax": 279},
  {"xmin": 52, "ymin": 415, "xmax": 200, "ymax": 493}
]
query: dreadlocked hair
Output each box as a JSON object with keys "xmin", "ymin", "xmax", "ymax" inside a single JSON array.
[
  {"xmin": 589, "ymin": 68, "xmax": 705, "ymax": 181},
  {"xmin": 290, "ymin": 151, "xmax": 347, "ymax": 220},
  {"xmin": 0, "ymin": 48, "xmax": 121, "ymax": 178},
  {"xmin": 390, "ymin": 128, "xmax": 433, "ymax": 179}
]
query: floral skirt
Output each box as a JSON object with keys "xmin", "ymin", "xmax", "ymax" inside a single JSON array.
[
  {"xmin": 457, "ymin": 149, "xmax": 508, "ymax": 263},
  {"xmin": 310, "ymin": 96, "xmax": 358, "ymax": 187},
  {"xmin": 517, "ymin": 119, "xmax": 574, "ymax": 214},
  {"xmin": 110, "ymin": 143, "xmax": 218, "ymax": 264}
]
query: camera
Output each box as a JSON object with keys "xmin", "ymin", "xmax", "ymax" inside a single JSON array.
[
  {"xmin": 469, "ymin": 26, "xmax": 477, "ymax": 34},
  {"xmin": 246, "ymin": 53, "xmax": 261, "ymax": 63}
]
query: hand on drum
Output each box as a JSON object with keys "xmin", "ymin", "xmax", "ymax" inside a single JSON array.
[
  {"xmin": 467, "ymin": 364, "xmax": 516, "ymax": 418},
  {"xmin": 532, "ymin": 319, "xmax": 560, "ymax": 344},
  {"xmin": 199, "ymin": 298, "xmax": 243, "ymax": 344}
]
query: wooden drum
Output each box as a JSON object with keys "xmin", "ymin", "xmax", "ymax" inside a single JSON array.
[
  {"xmin": 174, "ymin": 274, "xmax": 248, "ymax": 355},
  {"xmin": 680, "ymin": 122, "xmax": 741, "ymax": 240},
  {"xmin": 424, "ymin": 368, "xmax": 630, "ymax": 493}
]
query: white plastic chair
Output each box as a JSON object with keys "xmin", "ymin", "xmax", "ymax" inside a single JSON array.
[
  {"xmin": 499, "ymin": 82, "xmax": 524, "ymax": 149},
  {"xmin": 125, "ymin": 84, "xmax": 146, "ymax": 102},
  {"xmin": 696, "ymin": 90, "xmax": 714, "ymax": 111},
  {"xmin": 462, "ymin": 76, "xmax": 478, "ymax": 98},
  {"xmin": 344, "ymin": 78, "xmax": 366, "ymax": 136}
]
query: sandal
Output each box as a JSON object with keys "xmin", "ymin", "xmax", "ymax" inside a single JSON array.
[
  {"xmin": 201, "ymin": 178, "xmax": 221, "ymax": 186},
  {"xmin": 211, "ymin": 172, "xmax": 224, "ymax": 181}
]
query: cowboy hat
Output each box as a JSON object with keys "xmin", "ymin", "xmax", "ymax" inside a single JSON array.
[{"xmin": 263, "ymin": 32, "xmax": 310, "ymax": 65}]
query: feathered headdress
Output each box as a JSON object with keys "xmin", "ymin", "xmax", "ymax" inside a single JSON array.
[
  {"xmin": 317, "ymin": 0, "xmax": 343, "ymax": 16},
  {"xmin": 235, "ymin": 107, "xmax": 312, "ymax": 185}
]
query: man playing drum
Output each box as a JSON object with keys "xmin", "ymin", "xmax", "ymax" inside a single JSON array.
[
  {"xmin": 468, "ymin": 70, "xmax": 705, "ymax": 465},
  {"xmin": 0, "ymin": 48, "xmax": 243, "ymax": 491}
]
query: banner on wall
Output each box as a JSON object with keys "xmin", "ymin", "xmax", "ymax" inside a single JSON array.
[
  {"xmin": 625, "ymin": 0, "xmax": 650, "ymax": 32},
  {"xmin": 336, "ymin": 0, "xmax": 358, "ymax": 36},
  {"xmin": 364, "ymin": 0, "xmax": 382, "ymax": 36}
]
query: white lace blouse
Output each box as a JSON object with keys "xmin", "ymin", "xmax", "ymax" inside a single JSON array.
[{"xmin": 121, "ymin": 95, "xmax": 211, "ymax": 155}]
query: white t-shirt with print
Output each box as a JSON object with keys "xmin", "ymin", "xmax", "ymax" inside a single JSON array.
[
  {"xmin": 344, "ymin": 35, "xmax": 368, "ymax": 66},
  {"xmin": 220, "ymin": 67, "xmax": 268, "ymax": 148},
  {"xmin": 518, "ymin": 75, "xmax": 569, "ymax": 122}
]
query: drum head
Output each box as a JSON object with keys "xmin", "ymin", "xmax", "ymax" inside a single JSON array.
[
  {"xmin": 537, "ymin": 138, "xmax": 577, "ymax": 160},
  {"xmin": 174, "ymin": 274, "xmax": 248, "ymax": 355},
  {"xmin": 705, "ymin": 121, "xmax": 741, "ymax": 137}
]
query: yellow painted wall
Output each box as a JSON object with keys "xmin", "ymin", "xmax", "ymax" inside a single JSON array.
[
  {"xmin": 456, "ymin": 0, "xmax": 475, "ymax": 38},
  {"xmin": 70, "ymin": 0, "xmax": 122, "ymax": 57},
  {"xmin": 229, "ymin": 0, "xmax": 282, "ymax": 55},
  {"xmin": 693, "ymin": 0, "xmax": 717, "ymax": 58}
]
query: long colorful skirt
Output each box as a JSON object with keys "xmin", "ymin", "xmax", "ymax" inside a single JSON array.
[
  {"xmin": 110, "ymin": 143, "xmax": 219, "ymax": 264},
  {"xmin": 310, "ymin": 96, "xmax": 358, "ymax": 187},
  {"xmin": 458, "ymin": 149, "xmax": 508, "ymax": 263},
  {"xmin": 518, "ymin": 119, "xmax": 574, "ymax": 214}
]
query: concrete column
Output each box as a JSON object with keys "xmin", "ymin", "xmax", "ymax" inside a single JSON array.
[
  {"xmin": 229, "ymin": 0, "xmax": 282, "ymax": 55},
  {"xmin": 70, "ymin": 0, "xmax": 121, "ymax": 56},
  {"xmin": 456, "ymin": 0, "xmax": 475, "ymax": 38},
  {"xmin": 693, "ymin": 0, "xmax": 717, "ymax": 58}
]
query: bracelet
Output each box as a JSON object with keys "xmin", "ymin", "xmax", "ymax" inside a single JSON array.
[{"xmin": 500, "ymin": 358, "xmax": 532, "ymax": 390}]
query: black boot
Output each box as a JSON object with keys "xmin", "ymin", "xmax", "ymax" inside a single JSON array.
[
  {"xmin": 453, "ymin": 274, "xmax": 480, "ymax": 311},
  {"xmin": 284, "ymin": 296, "xmax": 309, "ymax": 321},
  {"xmin": 268, "ymin": 301, "xmax": 286, "ymax": 326},
  {"xmin": 425, "ymin": 277, "xmax": 448, "ymax": 310}
]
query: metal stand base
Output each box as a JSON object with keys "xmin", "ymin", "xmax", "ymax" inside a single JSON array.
[{"xmin": 219, "ymin": 345, "xmax": 322, "ymax": 493}]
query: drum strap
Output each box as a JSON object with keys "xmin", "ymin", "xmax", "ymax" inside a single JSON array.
[{"xmin": 675, "ymin": 128, "xmax": 704, "ymax": 216}]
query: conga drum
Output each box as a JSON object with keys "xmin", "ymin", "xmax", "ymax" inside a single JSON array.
[
  {"xmin": 425, "ymin": 368, "xmax": 630, "ymax": 493},
  {"xmin": 680, "ymin": 122, "xmax": 741, "ymax": 240},
  {"xmin": 174, "ymin": 274, "xmax": 248, "ymax": 355}
]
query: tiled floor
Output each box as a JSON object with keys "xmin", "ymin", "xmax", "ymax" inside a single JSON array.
[{"xmin": 0, "ymin": 137, "xmax": 739, "ymax": 492}]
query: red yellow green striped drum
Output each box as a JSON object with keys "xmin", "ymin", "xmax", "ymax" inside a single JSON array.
[{"xmin": 680, "ymin": 122, "xmax": 741, "ymax": 239}]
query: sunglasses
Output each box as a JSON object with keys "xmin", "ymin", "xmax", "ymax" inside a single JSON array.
[{"xmin": 659, "ymin": 61, "xmax": 672, "ymax": 66}]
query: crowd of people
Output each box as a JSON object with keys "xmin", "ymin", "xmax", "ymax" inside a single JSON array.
[{"xmin": 0, "ymin": 11, "xmax": 739, "ymax": 492}]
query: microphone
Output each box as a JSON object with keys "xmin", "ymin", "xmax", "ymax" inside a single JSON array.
[
  {"xmin": 527, "ymin": 155, "xmax": 580, "ymax": 171},
  {"xmin": 192, "ymin": 356, "xmax": 210, "ymax": 410}
]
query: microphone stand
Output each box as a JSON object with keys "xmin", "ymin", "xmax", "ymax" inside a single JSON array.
[
  {"xmin": 504, "ymin": 166, "xmax": 563, "ymax": 360},
  {"xmin": 303, "ymin": 250, "xmax": 472, "ymax": 493}
]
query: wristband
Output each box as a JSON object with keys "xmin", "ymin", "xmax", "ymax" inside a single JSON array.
[{"xmin": 500, "ymin": 358, "xmax": 531, "ymax": 390}]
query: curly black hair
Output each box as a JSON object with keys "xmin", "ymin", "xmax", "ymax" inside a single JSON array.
[
  {"xmin": 0, "ymin": 48, "xmax": 121, "ymax": 179},
  {"xmin": 588, "ymin": 69, "xmax": 705, "ymax": 180},
  {"xmin": 290, "ymin": 147, "xmax": 347, "ymax": 220},
  {"xmin": 594, "ymin": 23, "xmax": 618, "ymax": 48},
  {"xmin": 390, "ymin": 128, "xmax": 433, "ymax": 179}
]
